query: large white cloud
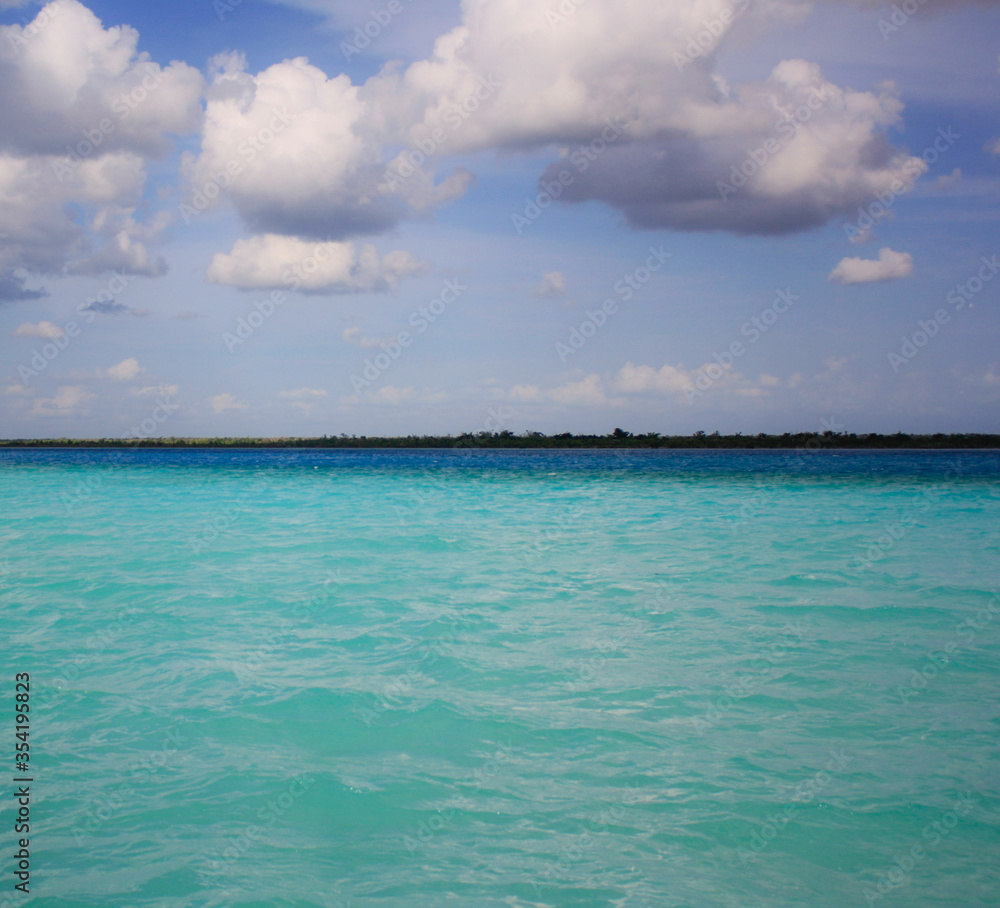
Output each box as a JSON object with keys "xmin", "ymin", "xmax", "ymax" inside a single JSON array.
[
  {"xmin": 183, "ymin": 0, "xmax": 934, "ymax": 242},
  {"xmin": 0, "ymin": 1, "xmax": 203, "ymax": 158},
  {"xmin": 206, "ymin": 233, "xmax": 428, "ymax": 293},
  {"xmin": 0, "ymin": 1, "xmax": 202, "ymax": 297},
  {"xmin": 185, "ymin": 53, "xmax": 472, "ymax": 241},
  {"xmin": 293, "ymin": 0, "xmax": 931, "ymax": 236}
]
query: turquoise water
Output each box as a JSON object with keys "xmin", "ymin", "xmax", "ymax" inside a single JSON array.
[{"xmin": 2, "ymin": 449, "xmax": 999, "ymax": 907}]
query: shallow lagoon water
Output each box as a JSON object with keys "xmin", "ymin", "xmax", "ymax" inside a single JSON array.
[{"xmin": 2, "ymin": 448, "xmax": 999, "ymax": 907}]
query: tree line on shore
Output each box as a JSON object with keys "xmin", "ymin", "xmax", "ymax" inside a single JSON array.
[{"xmin": 1, "ymin": 430, "xmax": 998, "ymax": 449}]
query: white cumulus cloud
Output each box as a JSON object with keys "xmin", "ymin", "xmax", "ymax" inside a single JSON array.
[
  {"xmin": 206, "ymin": 234, "xmax": 427, "ymax": 293},
  {"xmin": 829, "ymin": 247, "xmax": 913, "ymax": 284},
  {"xmin": 13, "ymin": 320, "xmax": 65, "ymax": 338},
  {"xmin": 209, "ymin": 392, "xmax": 245, "ymax": 413}
]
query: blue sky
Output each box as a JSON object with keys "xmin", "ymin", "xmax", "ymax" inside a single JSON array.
[{"xmin": 1, "ymin": 0, "xmax": 998, "ymax": 438}]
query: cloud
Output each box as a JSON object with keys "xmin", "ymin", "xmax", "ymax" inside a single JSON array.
[
  {"xmin": 206, "ymin": 234, "xmax": 427, "ymax": 293},
  {"xmin": 509, "ymin": 384, "xmax": 542, "ymax": 402},
  {"xmin": 0, "ymin": 151, "xmax": 148, "ymax": 278},
  {"xmin": 68, "ymin": 212, "xmax": 170, "ymax": 277},
  {"xmin": 0, "ymin": 1, "xmax": 203, "ymax": 159},
  {"xmin": 539, "ymin": 64, "xmax": 923, "ymax": 235},
  {"xmin": 80, "ymin": 298, "xmax": 132, "ymax": 315},
  {"xmin": 549, "ymin": 374, "xmax": 607, "ymax": 407},
  {"xmin": 30, "ymin": 384, "xmax": 91, "ymax": 416},
  {"xmin": 0, "ymin": 272, "xmax": 48, "ymax": 303},
  {"xmin": 209, "ymin": 392, "xmax": 245, "ymax": 413},
  {"xmin": 187, "ymin": 54, "xmax": 471, "ymax": 240},
  {"xmin": 935, "ymin": 168, "xmax": 962, "ymax": 190},
  {"xmin": 370, "ymin": 385, "xmax": 416, "ymax": 405},
  {"xmin": 829, "ymin": 247, "xmax": 913, "ymax": 284},
  {"xmin": 613, "ymin": 362, "xmax": 695, "ymax": 394},
  {"xmin": 186, "ymin": 0, "xmax": 934, "ymax": 241},
  {"xmin": 277, "ymin": 387, "xmax": 327, "ymax": 399},
  {"xmin": 341, "ymin": 326, "xmax": 400, "ymax": 348},
  {"xmin": 103, "ymin": 357, "xmax": 142, "ymax": 381},
  {"xmin": 0, "ymin": 3, "xmax": 202, "ymax": 290},
  {"xmin": 533, "ymin": 271, "xmax": 566, "ymax": 298},
  {"xmin": 361, "ymin": 3, "xmax": 926, "ymax": 235},
  {"xmin": 134, "ymin": 382, "xmax": 179, "ymax": 397},
  {"xmin": 13, "ymin": 320, "xmax": 64, "ymax": 339}
]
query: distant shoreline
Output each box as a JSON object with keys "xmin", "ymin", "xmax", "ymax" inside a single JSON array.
[{"xmin": 1, "ymin": 432, "xmax": 998, "ymax": 449}]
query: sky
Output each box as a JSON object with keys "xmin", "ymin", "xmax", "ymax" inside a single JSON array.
[{"xmin": 0, "ymin": 0, "xmax": 998, "ymax": 438}]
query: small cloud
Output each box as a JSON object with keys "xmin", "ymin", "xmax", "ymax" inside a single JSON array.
[
  {"xmin": 13, "ymin": 321, "xmax": 65, "ymax": 339},
  {"xmin": 134, "ymin": 383, "xmax": 179, "ymax": 397},
  {"xmin": 277, "ymin": 388, "xmax": 327, "ymax": 400},
  {"xmin": 370, "ymin": 385, "xmax": 416, "ymax": 405},
  {"xmin": 30, "ymin": 385, "xmax": 92, "ymax": 417},
  {"xmin": 341, "ymin": 326, "xmax": 397, "ymax": 349},
  {"xmin": 209, "ymin": 392, "xmax": 245, "ymax": 414},
  {"xmin": 829, "ymin": 248, "xmax": 913, "ymax": 285},
  {"xmin": 174, "ymin": 311, "xmax": 201, "ymax": 320},
  {"xmin": 613, "ymin": 362, "xmax": 693, "ymax": 395},
  {"xmin": 533, "ymin": 271, "xmax": 567, "ymax": 298},
  {"xmin": 509, "ymin": 384, "xmax": 542, "ymax": 402},
  {"xmin": 550, "ymin": 374, "xmax": 606, "ymax": 407},
  {"xmin": 935, "ymin": 168, "xmax": 962, "ymax": 190},
  {"xmin": 81, "ymin": 300, "xmax": 131, "ymax": 316},
  {"xmin": 105, "ymin": 358, "xmax": 142, "ymax": 381},
  {"xmin": 0, "ymin": 272, "xmax": 48, "ymax": 303},
  {"xmin": 984, "ymin": 138, "xmax": 1000, "ymax": 156}
]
